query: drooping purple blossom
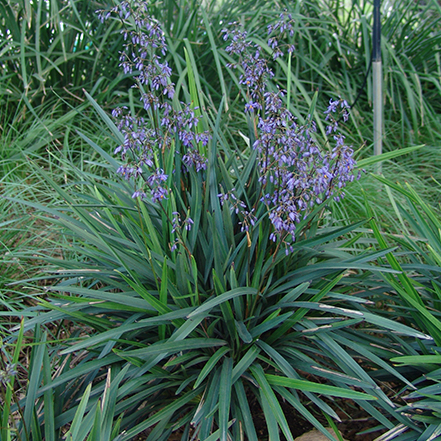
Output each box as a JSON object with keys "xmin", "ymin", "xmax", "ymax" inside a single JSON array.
[
  {"xmin": 222, "ymin": 24, "xmax": 273, "ymax": 103},
  {"xmin": 267, "ymin": 12, "xmax": 295, "ymax": 60},
  {"xmin": 325, "ymin": 98, "xmax": 350, "ymax": 136},
  {"xmin": 145, "ymin": 169, "xmax": 168, "ymax": 202}
]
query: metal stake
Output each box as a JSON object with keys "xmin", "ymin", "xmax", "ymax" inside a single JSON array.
[{"xmin": 373, "ymin": 0, "xmax": 382, "ymax": 173}]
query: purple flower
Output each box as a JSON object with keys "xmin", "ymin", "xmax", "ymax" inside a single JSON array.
[
  {"xmin": 170, "ymin": 238, "xmax": 179, "ymax": 252},
  {"xmin": 244, "ymin": 101, "xmax": 261, "ymax": 112},
  {"xmin": 132, "ymin": 190, "xmax": 147, "ymax": 199},
  {"xmin": 151, "ymin": 186, "xmax": 168, "ymax": 202},
  {"xmin": 218, "ymin": 192, "xmax": 229, "ymax": 206},
  {"xmin": 325, "ymin": 98, "xmax": 350, "ymax": 123},
  {"xmin": 146, "ymin": 168, "xmax": 167, "ymax": 185},
  {"xmin": 184, "ymin": 217, "xmax": 194, "ymax": 231}
]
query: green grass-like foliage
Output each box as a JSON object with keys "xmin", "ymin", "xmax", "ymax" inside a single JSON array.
[
  {"xmin": 7, "ymin": 112, "xmax": 425, "ymax": 440},
  {"xmin": 2, "ymin": 0, "xmax": 441, "ymax": 440},
  {"xmin": 359, "ymin": 177, "xmax": 441, "ymax": 440},
  {"xmin": 3, "ymin": 3, "xmax": 436, "ymax": 441},
  {"xmin": 0, "ymin": 0, "xmax": 127, "ymax": 117}
]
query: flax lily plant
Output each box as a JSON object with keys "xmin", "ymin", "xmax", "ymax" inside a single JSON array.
[{"xmin": 3, "ymin": 1, "xmax": 436, "ymax": 440}]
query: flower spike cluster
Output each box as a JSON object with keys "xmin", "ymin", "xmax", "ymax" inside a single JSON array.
[
  {"xmin": 98, "ymin": 3, "xmax": 360, "ymax": 254},
  {"xmin": 97, "ymin": 1, "xmax": 209, "ymax": 202},
  {"xmin": 223, "ymin": 16, "xmax": 360, "ymax": 252}
]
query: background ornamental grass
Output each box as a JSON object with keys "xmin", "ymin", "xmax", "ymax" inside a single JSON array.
[{"xmin": 1, "ymin": 0, "xmax": 441, "ymax": 440}]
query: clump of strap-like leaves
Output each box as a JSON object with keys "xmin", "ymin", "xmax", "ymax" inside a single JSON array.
[{"xmin": 11, "ymin": 3, "xmax": 425, "ymax": 441}]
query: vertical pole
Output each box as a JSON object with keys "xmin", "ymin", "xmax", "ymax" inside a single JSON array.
[{"xmin": 373, "ymin": 0, "xmax": 382, "ymax": 173}]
